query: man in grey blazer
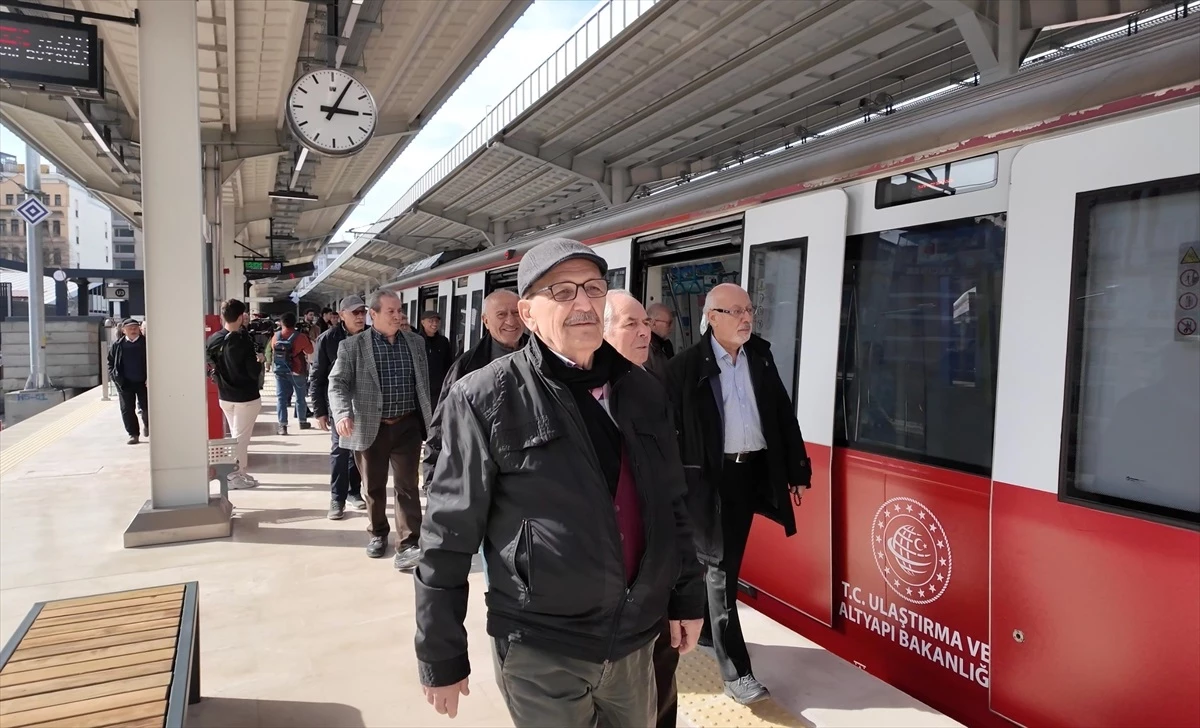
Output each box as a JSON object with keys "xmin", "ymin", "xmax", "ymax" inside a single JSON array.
[{"xmin": 329, "ymin": 289, "xmax": 434, "ymax": 569}]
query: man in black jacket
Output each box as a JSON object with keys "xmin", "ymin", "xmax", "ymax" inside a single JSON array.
[
  {"xmin": 665, "ymin": 283, "xmax": 812, "ymax": 705},
  {"xmin": 206, "ymin": 299, "xmax": 264, "ymax": 490},
  {"xmin": 416, "ymin": 239, "xmax": 705, "ymax": 726},
  {"xmin": 310, "ymin": 295, "xmax": 368, "ymax": 520},
  {"xmin": 108, "ymin": 318, "xmax": 149, "ymax": 445},
  {"xmin": 418, "ymin": 310, "xmax": 453, "ymax": 395}
]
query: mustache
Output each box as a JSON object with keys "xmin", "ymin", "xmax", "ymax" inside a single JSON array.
[{"xmin": 565, "ymin": 311, "xmax": 600, "ymax": 326}]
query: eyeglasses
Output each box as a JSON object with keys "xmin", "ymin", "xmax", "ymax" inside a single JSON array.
[
  {"xmin": 711, "ymin": 306, "xmax": 758, "ymax": 318},
  {"xmin": 531, "ymin": 278, "xmax": 609, "ymax": 302}
]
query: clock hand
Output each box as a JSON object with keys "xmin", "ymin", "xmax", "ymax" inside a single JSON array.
[
  {"xmin": 318, "ymin": 106, "xmax": 360, "ymax": 117},
  {"xmin": 325, "ymin": 82, "xmax": 352, "ymax": 121}
]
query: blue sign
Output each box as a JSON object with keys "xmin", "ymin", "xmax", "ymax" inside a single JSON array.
[{"xmin": 16, "ymin": 197, "xmax": 50, "ymax": 226}]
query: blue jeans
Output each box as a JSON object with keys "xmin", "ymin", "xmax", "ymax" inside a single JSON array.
[
  {"xmin": 275, "ymin": 371, "xmax": 309, "ymax": 425},
  {"xmin": 330, "ymin": 426, "xmax": 361, "ymax": 501}
]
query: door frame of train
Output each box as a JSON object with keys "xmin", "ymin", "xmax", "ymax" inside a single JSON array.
[{"xmin": 738, "ymin": 187, "xmax": 848, "ymax": 626}]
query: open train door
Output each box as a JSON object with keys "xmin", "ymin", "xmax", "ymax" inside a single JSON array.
[{"xmin": 737, "ymin": 188, "xmax": 847, "ymax": 626}]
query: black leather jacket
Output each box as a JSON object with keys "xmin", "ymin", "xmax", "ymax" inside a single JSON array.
[{"xmin": 414, "ymin": 339, "xmax": 705, "ymax": 688}]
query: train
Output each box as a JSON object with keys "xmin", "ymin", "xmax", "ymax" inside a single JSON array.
[{"xmin": 370, "ymin": 17, "xmax": 1200, "ymax": 728}]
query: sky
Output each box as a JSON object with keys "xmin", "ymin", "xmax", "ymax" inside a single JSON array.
[{"xmin": 0, "ymin": 0, "xmax": 601, "ymax": 244}]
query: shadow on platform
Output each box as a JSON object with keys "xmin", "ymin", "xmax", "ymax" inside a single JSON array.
[{"xmin": 187, "ymin": 696, "xmax": 365, "ymax": 727}]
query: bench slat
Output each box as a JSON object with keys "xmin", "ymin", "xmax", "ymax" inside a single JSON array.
[
  {"xmin": 26, "ymin": 609, "xmax": 181, "ymax": 638},
  {"xmin": 36, "ymin": 593, "xmax": 184, "ymax": 619},
  {"xmin": 0, "ymin": 648, "xmax": 177, "ymax": 686},
  {"xmin": 0, "ymin": 687, "xmax": 166, "ymax": 727},
  {"xmin": 0, "ymin": 674, "xmax": 169, "ymax": 716},
  {"xmin": 18, "ymin": 699, "xmax": 166, "ymax": 728},
  {"xmin": 18, "ymin": 619, "xmax": 180, "ymax": 650},
  {"xmin": 9, "ymin": 628, "xmax": 180, "ymax": 662},
  {"xmin": 31, "ymin": 599, "xmax": 183, "ymax": 628},
  {"xmin": 38, "ymin": 585, "xmax": 184, "ymax": 612},
  {"xmin": 0, "ymin": 659, "xmax": 173, "ymax": 700}
]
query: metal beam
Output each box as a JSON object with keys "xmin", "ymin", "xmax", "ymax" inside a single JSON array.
[
  {"xmin": 493, "ymin": 139, "xmax": 611, "ymax": 206},
  {"xmin": 415, "ymin": 204, "xmax": 494, "ymax": 243},
  {"xmin": 926, "ymin": 0, "xmax": 1037, "ymax": 84},
  {"xmin": 234, "ymin": 196, "xmax": 359, "ymax": 225}
]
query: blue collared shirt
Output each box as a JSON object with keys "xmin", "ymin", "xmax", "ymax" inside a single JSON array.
[
  {"xmin": 370, "ymin": 327, "xmax": 417, "ymax": 418},
  {"xmin": 711, "ymin": 335, "xmax": 767, "ymax": 453}
]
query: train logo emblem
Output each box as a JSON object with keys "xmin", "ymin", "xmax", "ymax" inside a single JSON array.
[{"xmin": 871, "ymin": 497, "xmax": 952, "ymax": 605}]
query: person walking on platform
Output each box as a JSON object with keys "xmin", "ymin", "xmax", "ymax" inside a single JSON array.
[
  {"xmin": 665, "ymin": 283, "xmax": 812, "ymax": 705},
  {"xmin": 603, "ymin": 289, "xmax": 678, "ymax": 728},
  {"xmin": 108, "ymin": 318, "xmax": 149, "ymax": 445},
  {"xmin": 418, "ymin": 310, "xmax": 453, "ymax": 396},
  {"xmin": 415, "ymin": 239, "xmax": 705, "ymax": 726},
  {"xmin": 268, "ymin": 312, "xmax": 314, "ymax": 435},
  {"xmin": 646, "ymin": 302, "xmax": 675, "ymax": 381},
  {"xmin": 310, "ymin": 295, "xmax": 368, "ymax": 520},
  {"xmin": 206, "ymin": 299, "xmax": 264, "ymax": 489},
  {"xmin": 328, "ymin": 290, "xmax": 433, "ymax": 569}
]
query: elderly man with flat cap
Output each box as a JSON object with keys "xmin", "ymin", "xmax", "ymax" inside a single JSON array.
[
  {"xmin": 108, "ymin": 318, "xmax": 149, "ymax": 445},
  {"xmin": 415, "ymin": 238, "xmax": 706, "ymax": 726},
  {"xmin": 417, "ymin": 309, "xmax": 453, "ymax": 395}
]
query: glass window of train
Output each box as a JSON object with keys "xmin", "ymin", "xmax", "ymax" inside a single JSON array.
[
  {"xmin": 748, "ymin": 239, "xmax": 807, "ymax": 400},
  {"xmin": 409, "ymin": 300, "xmax": 418, "ymax": 327},
  {"xmin": 875, "ymin": 153, "xmax": 999, "ymax": 209},
  {"xmin": 833, "ymin": 213, "xmax": 1007, "ymax": 475},
  {"xmin": 1060, "ymin": 175, "xmax": 1200, "ymax": 526},
  {"xmin": 606, "ymin": 267, "xmax": 627, "ymax": 291},
  {"xmin": 470, "ymin": 289, "xmax": 483, "ymax": 348}
]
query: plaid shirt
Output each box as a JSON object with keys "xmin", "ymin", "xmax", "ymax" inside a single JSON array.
[{"xmin": 370, "ymin": 327, "xmax": 417, "ymax": 418}]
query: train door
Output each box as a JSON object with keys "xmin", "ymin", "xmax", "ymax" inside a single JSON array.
[
  {"xmin": 462, "ymin": 272, "xmax": 485, "ymax": 348},
  {"xmin": 634, "ymin": 218, "xmax": 743, "ymax": 351},
  {"xmin": 485, "ymin": 265, "xmax": 518, "ymax": 295},
  {"xmin": 736, "ymin": 190, "xmax": 846, "ymax": 627},
  {"xmin": 449, "ymin": 277, "xmax": 468, "ymax": 356},
  {"xmin": 417, "ymin": 285, "xmax": 438, "ymax": 318},
  {"xmin": 991, "ymin": 105, "xmax": 1199, "ymax": 728}
]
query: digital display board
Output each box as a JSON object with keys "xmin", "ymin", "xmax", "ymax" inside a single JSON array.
[
  {"xmin": 0, "ymin": 12, "xmax": 102, "ymax": 95},
  {"xmin": 243, "ymin": 260, "xmax": 284, "ymax": 275}
]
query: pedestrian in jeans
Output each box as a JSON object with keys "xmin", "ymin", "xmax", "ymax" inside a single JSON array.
[
  {"xmin": 310, "ymin": 295, "xmax": 368, "ymax": 520},
  {"xmin": 268, "ymin": 312, "xmax": 313, "ymax": 435},
  {"xmin": 205, "ymin": 299, "xmax": 264, "ymax": 489},
  {"xmin": 108, "ymin": 318, "xmax": 149, "ymax": 445}
]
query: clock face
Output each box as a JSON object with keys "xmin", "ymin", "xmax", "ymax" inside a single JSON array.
[{"xmin": 285, "ymin": 69, "xmax": 377, "ymax": 156}]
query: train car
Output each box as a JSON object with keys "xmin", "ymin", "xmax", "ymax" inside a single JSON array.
[{"xmin": 379, "ymin": 22, "xmax": 1200, "ymax": 728}]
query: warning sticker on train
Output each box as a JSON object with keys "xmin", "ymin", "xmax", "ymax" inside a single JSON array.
[
  {"xmin": 870, "ymin": 496, "xmax": 952, "ymax": 605},
  {"xmin": 1177, "ymin": 243, "xmax": 1200, "ymax": 341}
]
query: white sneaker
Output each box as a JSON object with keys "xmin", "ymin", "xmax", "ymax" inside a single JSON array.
[{"xmin": 227, "ymin": 473, "xmax": 259, "ymax": 490}]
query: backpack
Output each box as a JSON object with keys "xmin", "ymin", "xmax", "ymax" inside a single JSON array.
[{"xmin": 273, "ymin": 331, "xmax": 297, "ymax": 374}]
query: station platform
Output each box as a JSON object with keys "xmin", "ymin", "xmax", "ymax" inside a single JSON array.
[{"xmin": 0, "ymin": 386, "xmax": 959, "ymax": 728}]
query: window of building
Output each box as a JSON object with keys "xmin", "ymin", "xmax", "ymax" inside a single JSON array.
[
  {"xmin": 115, "ymin": 243, "xmax": 135, "ymax": 254},
  {"xmin": 834, "ymin": 213, "xmax": 1007, "ymax": 475},
  {"xmin": 76, "ymin": 236, "xmax": 80, "ymax": 245},
  {"xmin": 748, "ymin": 239, "xmax": 807, "ymax": 400},
  {"xmin": 1060, "ymin": 175, "xmax": 1200, "ymax": 526},
  {"xmin": 0, "ymin": 220, "xmax": 6, "ymax": 235},
  {"xmin": 4, "ymin": 194, "xmax": 12, "ymax": 205},
  {"xmin": 12, "ymin": 220, "xmax": 20, "ymax": 235},
  {"xmin": 54, "ymin": 194, "xmax": 61, "ymax": 206},
  {"xmin": 52, "ymin": 220, "xmax": 60, "ymax": 236},
  {"xmin": 117, "ymin": 259, "xmax": 135, "ymax": 269},
  {"xmin": 52, "ymin": 250, "xmax": 61, "ymax": 265}
]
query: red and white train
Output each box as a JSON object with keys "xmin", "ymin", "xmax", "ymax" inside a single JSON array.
[{"xmin": 379, "ymin": 20, "xmax": 1200, "ymax": 728}]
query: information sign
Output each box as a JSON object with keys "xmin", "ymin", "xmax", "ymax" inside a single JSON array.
[
  {"xmin": 0, "ymin": 12, "xmax": 103, "ymax": 98},
  {"xmin": 1176, "ymin": 243, "xmax": 1199, "ymax": 341}
]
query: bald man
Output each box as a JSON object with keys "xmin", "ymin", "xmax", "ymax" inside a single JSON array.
[{"xmin": 665, "ymin": 283, "xmax": 812, "ymax": 705}]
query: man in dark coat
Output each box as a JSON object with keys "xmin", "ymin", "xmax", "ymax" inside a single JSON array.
[
  {"xmin": 108, "ymin": 318, "xmax": 149, "ymax": 445},
  {"xmin": 418, "ymin": 310, "xmax": 453, "ymax": 397},
  {"xmin": 310, "ymin": 295, "xmax": 368, "ymax": 520},
  {"xmin": 434, "ymin": 289, "xmax": 526, "ymax": 405},
  {"xmin": 665, "ymin": 283, "xmax": 812, "ymax": 705}
]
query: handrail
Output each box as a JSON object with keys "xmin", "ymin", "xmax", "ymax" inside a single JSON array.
[{"xmin": 298, "ymin": 0, "xmax": 661, "ymax": 297}]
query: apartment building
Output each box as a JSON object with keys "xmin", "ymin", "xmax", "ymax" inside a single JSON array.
[
  {"xmin": 111, "ymin": 212, "xmax": 142, "ymax": 270},
  {"xmin": 0, "ymin": 159, "xmax": 117, "ymax": 270}
]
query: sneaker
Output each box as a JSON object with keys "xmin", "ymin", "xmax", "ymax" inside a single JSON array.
[
  {"xmin": 126, "ymin": 435, "xmax": 138, "ymax": 445},
  {"xmin": 276, "ymin": 423, "xmax": 288, "ymax": 436},
  {"xmin": 724, "ymin": 675, "xmax": 770, "ymax": 705},
  {"xmin": 366, "ymin": 536, "xmax": 387, "ymax": 558},
  {"xmin": 299, "ymin": 421, "xmax": 313, "ymax": 430},
  {"xmin": 328, "ymin": 500, "xmax": 345, "ymax": 520},
  {"xmin": 227, "ymin": 473, "xmax": 259, "ymax": 490},
  {"xmin": 346, "ymin": 494, "xmax": 367, "ymax": 510},
  {"xmin": 393, "ymin": 545, "xmax": 421, "ymax": 571}
]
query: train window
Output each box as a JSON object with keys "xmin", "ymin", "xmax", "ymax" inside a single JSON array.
[
  {"xmin": 835, "ymin": 213, "xmax": 1007, "ymax": 475},
  {"xmin": 1060, "ymin": 175, "xmax": 1200, "ymax": 526},
  {"xmin": 747, "ymin": 239, "xmax": 806, "ymax": 400},
  {"xmin": 409, "ymin": 300, "xmax": 418, "ymax": 327},
  {"xmin": 470, "ymin": 289, "xmax": 483, "ymax": 348},
  {"xmin": 875, "ymin": 153, "xmax": 999, "ymax": 209},
  {"xmin": 606, "ymin": 267, "xmax": 627, "ymax": 290}
]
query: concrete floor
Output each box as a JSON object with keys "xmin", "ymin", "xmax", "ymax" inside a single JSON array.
[{"xmin": 0, "ymin": 386, "xmax": 958, "ymax": 728}]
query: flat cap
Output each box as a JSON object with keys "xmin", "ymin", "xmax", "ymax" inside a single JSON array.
[
  {"xmin": 120, "ymin": 318, "xmax": 140, "ymax": 328},
  {"xmin": 420, "ymin": 309, "xmax": 441, "ymax": 321},
  {"xmin": 339, "ymin": 294, "xmax": 366, "ymax": 312},
  {"xmin": 517, "ymin": 238, "xmax": 608, "ymax": 298}
]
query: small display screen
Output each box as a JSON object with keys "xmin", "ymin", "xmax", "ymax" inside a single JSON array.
[
  {"xmin": 0, "ymin": 12, "xmax": 99, "ymax": 90},
  {"xmin": 243, "ymin": 260, "xmax": 284, "ymax": 274}
]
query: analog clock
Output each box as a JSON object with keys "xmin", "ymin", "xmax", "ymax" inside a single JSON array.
[{"xmin": 285, "ymin": 68, "xmax": 377, "ymax": 156}]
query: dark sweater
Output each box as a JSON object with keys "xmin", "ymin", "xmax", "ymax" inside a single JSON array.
[{"xmin": 206, "ymin": 328, "xmax": 262, "ymax": 402}]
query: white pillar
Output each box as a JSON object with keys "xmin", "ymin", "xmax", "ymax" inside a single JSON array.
[
  {"xmin": 221, "ymin": 201, "xmax": 241, "ymax": 304},
  {"xmin": 125, "ymin": 0, "xmax": 230, "ymax": 546}
]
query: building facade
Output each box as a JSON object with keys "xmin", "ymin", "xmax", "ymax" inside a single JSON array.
[{"xmin": 111, "ymin": 211, "xmax": 142, "ymax": 270}]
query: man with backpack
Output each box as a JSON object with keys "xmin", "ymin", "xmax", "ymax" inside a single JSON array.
[
  {"xmin": 267, "ymin": 312, "xmax": 314, "ymax": 435},
  {"xmin": 206, "ymin": 299, "xmax": 264, "ymax": 489}
]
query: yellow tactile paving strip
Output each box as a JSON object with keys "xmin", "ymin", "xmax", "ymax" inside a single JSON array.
[
  {"xmin": 0, "ymin": 399, "xmax": 110, "ymax": 476},
  {"xmin": 677, "ymin": 649, "xmax": 806, "ymax": 728}
]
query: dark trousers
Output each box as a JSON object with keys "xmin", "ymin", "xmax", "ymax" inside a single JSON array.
[
  {"xmin": 117, "ymin": 383, "xmax": 149, "ymax": 437},
  {"xmin": 652, "ymin": 619, "xmax": 679, "ymax": 728},
  {"xmin": 352, "ymin": 413, "xmax": 422, "ymax": 549},
  {"xmin": 330, "ymin": 426, "xmax": 361, "ymax": 501},
  {"xmin": 703, "ymin": 456, "xmax": 760, "ymax": 683},
  {"xmin": 493, "ymin": 637, "xmax": 656, "ymax": 728}
]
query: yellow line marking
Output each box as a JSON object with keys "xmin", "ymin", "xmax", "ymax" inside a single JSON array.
[
  {"xmin": 677, "ymin": 649, "xmax": 806, "ymax": 728},
  {"xmin": 0, "ymin": 399, "xmax": 110, "ymax": 476}
]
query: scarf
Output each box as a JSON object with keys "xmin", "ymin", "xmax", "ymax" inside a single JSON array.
[{"xmin": 536, "ymin": 335, "xmax": 624, "ymax": 496}]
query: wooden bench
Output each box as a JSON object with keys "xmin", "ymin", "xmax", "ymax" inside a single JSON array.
[{"xmin": 0, "ymin": 583, "xmax": 200, "ymax": 728}]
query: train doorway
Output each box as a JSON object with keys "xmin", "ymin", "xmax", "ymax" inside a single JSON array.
[{"xmin": 633, "ymin": 216, "xmax": 744, "ymax": 351}]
